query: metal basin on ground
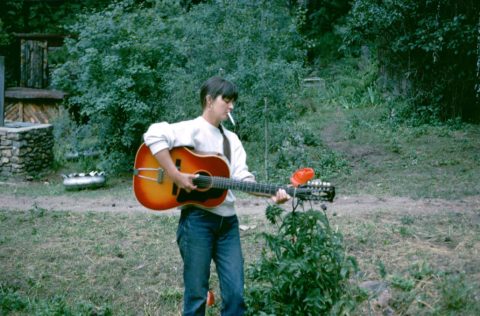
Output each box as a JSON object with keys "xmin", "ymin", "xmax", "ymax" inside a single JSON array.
[{"xmin": 63, "ymin": 171, "xmax": 106, "ymax": 190}]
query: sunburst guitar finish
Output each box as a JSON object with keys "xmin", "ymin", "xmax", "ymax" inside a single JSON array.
[{"xmin": 133, "ymin": 144, "xmax": 229, "ymax": 211}]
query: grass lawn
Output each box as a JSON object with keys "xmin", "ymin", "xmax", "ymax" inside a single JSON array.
[{"xmin": 1, "ymin": 204, "xmax": 478, "ymax": 315}]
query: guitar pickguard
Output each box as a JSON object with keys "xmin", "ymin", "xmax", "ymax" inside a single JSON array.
[{"xmin": 177, "ymin": 188, "xmax": 226, "ymax": 204}]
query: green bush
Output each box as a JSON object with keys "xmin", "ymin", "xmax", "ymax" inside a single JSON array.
[
  {"xmin": 162, "ymin": 0, "xmax": 306, "ymax": 137},
  {"xmin": 0, "ymin": 20, "xmax": 9, "ymax": 46},
  {"xmin": 53, "ymin": 1, "xmax": 185, "ymax": 171},
  {"xmin": 254, "ymin": 121, "xmax": 348, "ymax": 182},
  {"xmin": 245, "ymin": 205, "xmax": 360, "ymax": 315},
  {"xmin": 53, "ymin": 0, "xmax": 308, "ymax": 174},
  {"xmin": 342, "ymin": 0, "xmax": 480, "ymax": 121},
  {"xmin": 294, "ymin": 0, "xmax": 352, "ymax": 62}
]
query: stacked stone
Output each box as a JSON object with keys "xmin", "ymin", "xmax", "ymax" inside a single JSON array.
[{"xmin": 0, "ymin": 124, "xmax": 54, "ymax": 178}]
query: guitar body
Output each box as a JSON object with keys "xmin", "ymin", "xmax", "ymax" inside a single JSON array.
[{"xmin": 133, "ymin": 144, "xmax": 230, "ymax": 211}]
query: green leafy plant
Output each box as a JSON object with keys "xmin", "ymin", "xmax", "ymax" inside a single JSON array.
[
  {"xmin": 293, "ymin": 0, "xmax": 352, "ymax": 63},
  {"xmin": 390, "ymin": 274, "xmax": 415, "ymax": 292},
  {"xmin": 245, "ymin": 204, "xmax": 360, "ymax": 315},
  {"xmin": 342, "ymin": 0, "xmax": 480, "ymax": 121},
  {"xmin": 438, "ymin": 273, "xmax": 478, "ymax": 313},
  {"xmin": 0, "ymin": 284, "xmax": 28, "ymax": 314},
  {"xmin": 52, "ymin": 1, "xmax": 185, "ymax": 172}
]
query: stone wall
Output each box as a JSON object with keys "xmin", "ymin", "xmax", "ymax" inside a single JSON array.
[{"xmin": 0, "ymin": 122, "xmax": 54, "ymax": 178}]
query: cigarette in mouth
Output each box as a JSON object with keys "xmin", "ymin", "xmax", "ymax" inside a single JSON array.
[{"xmin": 228, "ymin": 112, "xmax": 235, "ymax": 126}]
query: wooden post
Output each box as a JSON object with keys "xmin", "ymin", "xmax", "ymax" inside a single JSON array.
[
  {"xmin": 264, "ymin": 97, "xmax": 268, "ymax": 181},
  {"xmin": 19, "ymin": 102, "xmax": 24, "ymax": 122},
  {"xmin": 20, "ymin": 39, "xmax": 48, "ymax": 88},
  {"xmin": 0, "ymin": 56, "xmax": 4, "ymax": 127}
]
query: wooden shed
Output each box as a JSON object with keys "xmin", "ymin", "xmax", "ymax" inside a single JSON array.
[{"xmin": 3, "ymin": 33, "xmax": 68, "ymax": 124}]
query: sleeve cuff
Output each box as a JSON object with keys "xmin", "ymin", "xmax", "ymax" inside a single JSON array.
[{"xmin": 147, "ymin": 142, "xmax": 170, "ymax": 156}]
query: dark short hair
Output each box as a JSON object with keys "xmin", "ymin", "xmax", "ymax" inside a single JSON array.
[{"xmin": 200, "ymin": 76, "xmax": 238, "ymax": 109}]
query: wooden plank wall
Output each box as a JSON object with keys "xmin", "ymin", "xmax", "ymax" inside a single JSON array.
[
  {"xmin": 5, "ymin": 101, "xmax": 60, "ymax": 124},
  {"xmin": 20, "ymin": 39, "xmax": 48, "ymax": 88}
]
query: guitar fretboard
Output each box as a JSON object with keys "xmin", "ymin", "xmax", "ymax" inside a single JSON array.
[
  {"xmin": 193, "ymin": 175, "xmax": 332, "ymax": 200},
  {"xmin": 209, "ymin": 176, "xmax": 282, "ymax": 195}
]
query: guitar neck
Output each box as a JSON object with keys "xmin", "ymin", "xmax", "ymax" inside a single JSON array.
[
  {"xmin": 192, "ymin": 174, "xmax": 335, "ymax": 202},
  {"xmin": 194, "ymin": 175, "xmax": 293, "ymax": 196}
]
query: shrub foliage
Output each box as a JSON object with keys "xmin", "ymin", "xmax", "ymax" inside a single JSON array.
[
  {"xmin": 53, "ymin": 0, "xmax": 307, "ymax": 174},
  {"xmin": 343, "ymin": 0, "xmax": 480, "ymax": 121},
  {"xmin": 245, "ymin": 205, "xmax": 358, "ymax": 315},
  {"xmin": 53, "ymin": 1, "xmax": 179, "ymax": 171}
]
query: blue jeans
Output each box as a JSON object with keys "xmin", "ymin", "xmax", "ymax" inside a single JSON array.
[{"xmin": 177, "ymin": 207, "xmax": 246, "ymax": 316}]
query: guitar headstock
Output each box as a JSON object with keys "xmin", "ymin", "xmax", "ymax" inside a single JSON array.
[{"xmin": 294, "ymin": 179, "xmax": 335, "ymax": 202}]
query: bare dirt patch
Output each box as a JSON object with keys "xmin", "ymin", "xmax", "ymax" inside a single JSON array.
[{"xmin": 1, "ymin": 189, "xmax": 478, "ymax": 217}]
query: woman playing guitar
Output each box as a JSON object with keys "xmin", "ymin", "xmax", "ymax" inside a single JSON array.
[{"xmin": 143, "ymin": 76, "xmax": 289, "ymax": 316}]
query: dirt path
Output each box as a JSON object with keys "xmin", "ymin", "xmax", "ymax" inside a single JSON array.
[{"xmin": 1, "ymin": 191, "xmax": 479, "ymax": 217}]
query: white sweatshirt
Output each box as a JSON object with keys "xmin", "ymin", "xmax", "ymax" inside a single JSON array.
[{"xmin": 143, "ymin": 116, "xmax": 255, "ymax": 216}]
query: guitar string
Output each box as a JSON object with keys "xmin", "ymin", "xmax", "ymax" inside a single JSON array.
[
  {"xmin": 135, "ymin": 171, "xmax": 332, "ymax": 199},
  {"xmin": 193, "ymin": 175, "xmax": 331, "ymax": 196},
  {"xmin": 135, "ymin": 169, "xmax": 330, "ymax": 191},
  {"xmin": 194, "ymin": 175, "xmax": 283, "ymax": 192}
]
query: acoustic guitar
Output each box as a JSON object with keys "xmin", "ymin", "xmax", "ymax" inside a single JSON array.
[{"xmin": 133, "ymin": 144, "xmax": 335, "ymax": 211}]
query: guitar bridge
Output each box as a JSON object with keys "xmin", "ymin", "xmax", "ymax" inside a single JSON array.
[
  {"xmin": 133, "ymin": 168, "xmax": 165, "ymax": 183},
  {"xmin": 157, "ymin": 168, "xmax": 164, "ymax": 183}
]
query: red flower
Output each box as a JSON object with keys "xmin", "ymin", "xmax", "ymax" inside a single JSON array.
[{"xmin": 290, "ymin": 168, "xmax": 315, "ymax": 187}]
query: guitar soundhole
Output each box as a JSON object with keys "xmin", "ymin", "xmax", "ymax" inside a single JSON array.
[
  {"xmin": 177, "ymin": 170, "xmax": 224, "ymax": 204},
  {"xmin": 193, "ymin": 171, "xmax": 212, "ymax": 191}
]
